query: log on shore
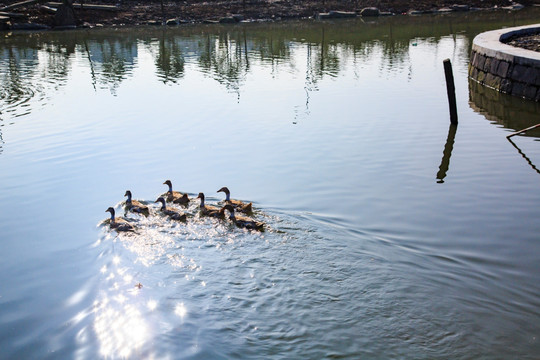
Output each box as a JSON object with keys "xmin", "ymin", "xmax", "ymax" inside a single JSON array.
[
  {"xmin": 0, "ymin": 0, "xmax": 38, "ymax": 11},
  {"xmin": 0, "ymin": 11, "xmax": 28, "ymax": 18},
  {"xmin": 45, "ymin": 2, "xmax": 119, "ymax": 11}
]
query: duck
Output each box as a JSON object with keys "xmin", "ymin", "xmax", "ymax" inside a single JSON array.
[
  {"xmin": 223, "ymin": 204, "xmax": 264, "ymax": 231},
  {"xmin": 197, "ymin": 192, "xmax": 228, "ymax": 218},
  {"xmin": 217, "ymin": 186, "xmax": 252, "ymax": 213},
  {"xmin": 124, "ymin": 190, "xmax": 150, "ymax": 216},
  {"xmin": 155, "ymin": 197, "xmax": 187, "ymax": 221},
  {"xmin": 163, "ymin": 180, "xmax": 189, "ymax": 205},
  {"xmin": 105, "ymin": 207, "xmax": 136, "ymax": 232}
]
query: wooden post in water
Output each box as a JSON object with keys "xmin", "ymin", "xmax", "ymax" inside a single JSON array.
[{"xmin": 443, "ymin": 59, "xmax": 458, "ymax": 125}]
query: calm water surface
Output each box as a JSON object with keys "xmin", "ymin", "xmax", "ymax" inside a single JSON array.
[{"xmin": 1, "ymin": 10, "xmax": 540, "ymax": 359}]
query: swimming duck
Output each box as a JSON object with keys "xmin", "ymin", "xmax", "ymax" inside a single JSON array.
[
  {"xmin": 217, "ymin": 186, "xmax": 252, "ymax": 213},
  {"xmin": 105, "ymin": 207, "xmax": 135, "ymax": 232},
  {"xmin": 124, "ymin": 190, "xmax": 150, "ymax": 216},
  {"xmin": 163, "ymin": 180, "xmax": 189, "ymax": 205},
  {"xmin": 223, "ymin": 204, "xmax": 264, "ymax": 231},
  {"xmin": 155, "ymin": 197, "xmax": 187, "ymax": 221},
  {"xmin": 197, "ymin": 192, "xmax": 227, "ymax": 217}
]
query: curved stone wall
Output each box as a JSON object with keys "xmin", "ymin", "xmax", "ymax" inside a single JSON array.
[{"xmin": 469, "ymin": 24, "xmax": 540, "ymax": 101}]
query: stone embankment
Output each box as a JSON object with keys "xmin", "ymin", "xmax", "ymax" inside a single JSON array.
[{"xmin": 469, "ymin": 24, "xmax": 540, "ymax": 102}]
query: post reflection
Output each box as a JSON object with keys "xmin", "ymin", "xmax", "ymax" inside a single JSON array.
[{"xmin": 436, "ymin": 123, "xmax": 457, "ymax": 183}]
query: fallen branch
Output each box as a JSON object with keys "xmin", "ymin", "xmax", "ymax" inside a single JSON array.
[{"xmin": 506, "ymin": 123, "xmax": 540, "ymax": 138}]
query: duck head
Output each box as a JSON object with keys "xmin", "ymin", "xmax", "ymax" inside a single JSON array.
[
  {"xmin": 222, "ymin": 204, "xmax": 235, "ymax": 219},
  {"xmin": 124, "ymin": 190, "xmax": 132, "ymax": 200},
  {"xmin": 217, "ymin": 186, "xmax": 231, "ymax": 201},
  {"xmin": 106, "ymin": 207, "xmax": 116, "ymax": 220},
  {"xmin": 163, "ymin": 180, "xmax": 173, "ymax": 192},
  {"xmin": 197, "ymin": 192, "xmax": 205, "ymax": 207},
  {"xmin": 155, "ymin": 197, "xmax": 166, "ymax": 209}
]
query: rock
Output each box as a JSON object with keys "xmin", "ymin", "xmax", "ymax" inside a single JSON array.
[
  {"xmin": 360, "ymin": 7, "xmax": 380, "ymax": 16},
  {"xmin": 451, "ymin": 4, "xmax": 470, "ymax": 11},
  {"xmin": 147, "ymin": 20, "xmax": 161, "ymax": 25},
  {"xmin": 231, "ymin": 14, "xmax": 244, "ymax": 22},
  {"xmin": 317, "ymin": 11, "xmax": 357, "ymax": 19},
  {"xmin": 328, "ymin": 10, "xmax": 357, "ymax": 18},
  {"xmin": 502, "ymin": 3, "xmax": 524, "ymax": 10},
  {"xmin": 219, "ymin": 16, "xmax": 237, "ymax": 23},
  {"xmin": 166, "ymin": 18, "xmax": 179, "ymax": 25},
  {"xmin": 437, "ymin": 8, "xmax": 454, "ymax": 13}
]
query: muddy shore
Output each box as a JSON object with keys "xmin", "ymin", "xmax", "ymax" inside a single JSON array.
[{"xmin": 0, "ymin": 0, "xmax": 535, "ymax": 29}]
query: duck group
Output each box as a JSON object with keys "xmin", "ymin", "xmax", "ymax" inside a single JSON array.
[{"xmin": 104, "ymin": 180, "xmax": 264, "ymax": 232}]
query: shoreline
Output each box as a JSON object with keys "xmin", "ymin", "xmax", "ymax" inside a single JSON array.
[{"xmin": 0, "ymin": 0, "xmax": 534, "ymax": 30}]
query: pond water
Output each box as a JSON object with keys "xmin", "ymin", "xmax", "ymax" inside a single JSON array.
[{"xmin": 1, "ymin": 10, "xmax": 540, "ymax": 359}]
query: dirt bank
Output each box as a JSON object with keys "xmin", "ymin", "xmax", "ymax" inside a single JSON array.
[{"xmin": 0, "ymin": 0, "xmax": 535, "ymax": 28}]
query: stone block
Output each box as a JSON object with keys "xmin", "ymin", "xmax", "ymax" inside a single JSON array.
[
  {"xmin": 511, "ymin": 82, "xmax": 525, "ymax": 97},
  {"xmin": 485, "ymin": 73, "xmax": 502, "ymax": 90},
  {"xmin": 483, "ymin": 57, "xmax": 492, "ymax": 73},
  {"xmin": 477, "ymin": 70, "xmax": 486, "ymax": 83},
  {"xmin": 500, "ymin": 78, "xmax": 513, "ymax": 93},
  {"xmin": 476, "ymin": 54, "xmax": 486, "ymax": 71},
  {"xmin": 489, "ymin": 58, "xmax": 499, "ymax": 74},
  {"xmin": 469, "ymin": 64, "xmax": 477, "ymax": 78},
  {"xmin": 523, "ymin": 85, "xmax": 538, "ymax": 100},
  {"xmin": 496, "ymin": 61, "xmax": 510, "ymax": 78},
  {"xmin": 511, "ymin": 64, "xmax": 529, "ymax": 83},
  {"xmin": 470, "ymin": 51, "xmax": 477, "ymax": 65},
  {"xmin": 523, "ymin": 67, "xmax": 538, "ymax": 85}
]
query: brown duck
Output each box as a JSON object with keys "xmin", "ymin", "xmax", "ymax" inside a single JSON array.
[
  {"xmin": 197, "ymin": 192, "xmax": 228, "ymax": 218},
  {"xmin": 223, "ymin": 204, "xmax": 264, "ymax": 231},
  {"xmin": 163, "ymin": 180, "xmax": 189, "ymax": 205},
  {"xmin": 124, "ymin": 190, "xmax": 150, "ymax": 216},
  {"xmin": 217, "ymin": 186, "xmax": 252, "ymax": 213},
  {"xmin": 155, "ymin": 197, "xmax": 187, "ymax": 221},
  {"xmin": 105, "ymin": 207, "xmax": 136, "ymax": 232}
]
